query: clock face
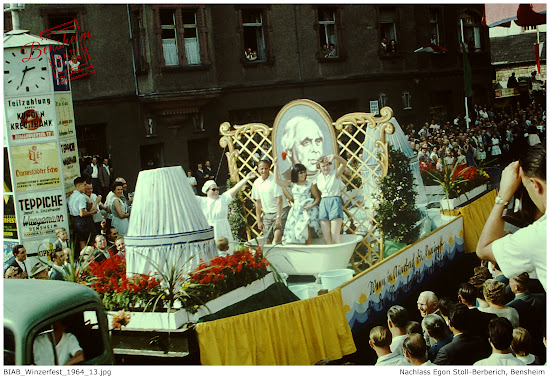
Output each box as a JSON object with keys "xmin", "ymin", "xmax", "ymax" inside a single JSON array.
[{"xmin": 4, "ymin": 46, "xmax": 52, "ymax": 97}]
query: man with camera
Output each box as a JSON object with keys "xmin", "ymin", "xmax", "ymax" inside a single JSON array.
[{"xmin": 477, "ymin": 144, "xmax": 546, "ymax": 292}]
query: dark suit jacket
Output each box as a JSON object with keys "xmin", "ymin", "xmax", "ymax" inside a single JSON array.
[
  {"xmin": 434, "ymin": 333, "xmax": 491, "ymax": 365},
  {"xmin": 508, "ymin": 292, "xmax": 546, "ymax": 362},
  {"xmin": 428, "ymin": 334, "xmax": 453, "ymax": 362},
  {"xmin": 195, "ymin": 169, "xmax": 206, "ymax": 192},
  {"xmin": 204, "ymin": 167, "xmax": 214, "ymax": 180},
  {"xmin": 8, "ymin": 259, "xmax": 27, "ymax": 278},
  {"xmin": 98, "ymin": 165, "xmax": 111, "ymax": 189},
  {"xmin": 468, "ymin": 308, "xmax": 497, "ymax": 339},
  {"xmin": 93, "ymin": 249, "xmax": 115, "ymax": 264}
]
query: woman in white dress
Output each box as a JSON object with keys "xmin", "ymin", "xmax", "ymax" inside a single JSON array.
[
  {"xmin": 197, "ymin": 171, "xmax": 256, "ymax": 244},
  {"xmin": 273, "ymin": 160, "xmax": 320, "ymax": 244},
  {"xmin": 109, "ymin": 181, "xmax": 129, "ymax": 236}
]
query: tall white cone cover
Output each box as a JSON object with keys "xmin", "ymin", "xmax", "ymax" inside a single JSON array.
[{"xmin": 125, "ymin": 166, "xmax": 217, "ymax": 277}]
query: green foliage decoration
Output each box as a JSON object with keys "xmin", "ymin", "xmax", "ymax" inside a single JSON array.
[{"xmin": 374, "ymin": 146, "xmax": 421, "ymax": 245}]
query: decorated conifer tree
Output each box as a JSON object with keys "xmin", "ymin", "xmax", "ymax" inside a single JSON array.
[{"xmin": 374, "ymin": 146, "xmax": 421, "ymax": 245}]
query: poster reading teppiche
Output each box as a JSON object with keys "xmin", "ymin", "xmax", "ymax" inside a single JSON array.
[
  {"xmin": 16, "ymin": 189, "xmax": 67, "ymax": 239},
  {"xmin": 11, "ymin": 143, "xmax": 62, "ymax": 192},
  {"xmin": 5, "ymin": 96, "xmax": 57, "ymax": 145}
]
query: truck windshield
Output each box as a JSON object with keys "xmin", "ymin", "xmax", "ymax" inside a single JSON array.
[
  {"xmin": 4, "ymin": 328, "xmax": 15, "ymax": 365},
  {"xmin": 32, "ymin": 310, "xmax": 105, "ymax": 365}
]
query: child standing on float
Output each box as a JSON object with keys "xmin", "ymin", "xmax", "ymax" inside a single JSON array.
[
  {"xmin": 315, "ymin": 154, "xmax": 347, "ymax": 244},
  {"xmin": 274, "ymin": 159, "xmax": 321, "ymax": 244}
]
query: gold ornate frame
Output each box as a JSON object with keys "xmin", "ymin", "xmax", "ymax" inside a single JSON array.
[{"xmin": 219, "ymin": 101, "xmax": 395, "ymax": 271}]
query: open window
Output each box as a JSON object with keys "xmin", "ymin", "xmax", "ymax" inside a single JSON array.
[
  {"xmin": 153, "ymin": 5, "xmax": 210, "ymax": 69},
  {"xmin": 41, "ymin": 9, "xmax": 86, "ymax": 59},
  {"xmin": 238, "ymin": 6, "xmax": 273, "ymax": 64},
  {"xmin": 379, "ymin": 7, "xmax": 399, "ymax": 55},
  {"xmin": 428, "ymin": 7, "xmax": 442, "ymax": 45},
  {"xmin": 459, "ymin": 10, "xmax": 483, "ymax": 53},
  {"xmin": 31, "ymin": 310, "xmax": 106, "ymax": 366},
  {"xmin": 314, "ymin": 6, "xmax": 344, "ymax": 60}
]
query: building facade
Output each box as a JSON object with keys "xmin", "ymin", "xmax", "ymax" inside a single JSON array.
[{"xmin": 7, "ymin": 4, "xmax": 493, "ymax": 187}]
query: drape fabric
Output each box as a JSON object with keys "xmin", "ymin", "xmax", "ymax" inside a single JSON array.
[
  {"xmin": 195, "ymin": 288, "xmax": 356, "ymax": 365},
  {"xmin": 458, "ymin": 189, "xmax": 497, "ymax": 253},
  {"xmin": 126, "ymin": 166, "xmax": 217, "ymax": 276}
]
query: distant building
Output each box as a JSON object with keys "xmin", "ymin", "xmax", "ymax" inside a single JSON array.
[
  {"xmin": 5, "ymin": 4, "xmax": 493, "ymax": 186},
  {"xmin": 491, "ymin": 30, "xmax": 546, "ymax": 109}
]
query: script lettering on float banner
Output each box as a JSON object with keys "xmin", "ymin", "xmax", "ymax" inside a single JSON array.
[
  {"xmin": 55, "ymin": 94, "xmax": 76, "ymax": 138},
  {"xmin": 16, "ymin": 189, "xmax": 66, "ymax": 239},
  {"xmin": 339, "ymin": 218, "xmax": 463, "ymax": 331},
  {"xmin": 60, "ymin": 138, "xmax": 80, "ymax": 192},
  {"xmin": 5, "ymin": 96, "xmax": 56, "ymax": 145},
  {"xmin": 12, "ymin": 142, "xmax": 62, "ymax": 192}
]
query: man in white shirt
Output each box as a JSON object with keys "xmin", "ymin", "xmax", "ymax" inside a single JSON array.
[
  {"xmin": 477, "ymin": 145, "xmax": 546, "ymax": 291},
  {"xmin": 252, "ymin": 160, "xmax": 289, "ymax": 244},
  {"xmin": 33, "ymin": 320, "xmax": 84, "ymax": 365},
  {"xmin": 387, "ymin": 305, "xmax": 409, "ymax": 356},
  {"xmin": 403, "ymin": 333, "xmax": 435, "ymax": 366},
  {"xmin": 369, "ymin": 326, "xmax": 410, "ymax": 366},
  {"xmin": 68, "ymin": 177, "xmax": 98, "ymax": 250},
  {"xmin": 474, "ymin": 318, "xmax": 525, "ymax": 366},
  {"xmin": 84, "ymin": 156, "xmax": 101, "ymax": 195}
]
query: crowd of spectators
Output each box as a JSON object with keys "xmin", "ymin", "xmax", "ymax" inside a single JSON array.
[
  {"xmin": 404, "ymin": 101, "xmax": 546, "ymax": 169},
  {"xmin": 370, "ymin": 261, "xmax": 546, "ymax": 367}
]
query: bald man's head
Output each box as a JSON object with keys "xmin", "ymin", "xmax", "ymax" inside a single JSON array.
[{"xmin": 417, "ymin": 291, "xmax": 438, "ymax": 318}]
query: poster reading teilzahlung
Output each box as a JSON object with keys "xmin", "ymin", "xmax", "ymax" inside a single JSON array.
[
  {"xmin": 5, "ymin": 96, "xmax": 57, "ymax": 145},
  {"xmin": 55, "ymin": 93, "xmax": 76, "ymax": 138},
  {"xmin": 11, "ymin": 142, "xmax": 62, "ymax": 192},
  {"xmin": 16, "ymin": 189, "xmax": 67, "ymax": 239},
  {"xmin": 60, "ymin": 137, "xmax": 80, "ymax": 192}
]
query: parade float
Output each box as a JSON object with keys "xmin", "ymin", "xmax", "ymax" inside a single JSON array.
[{"xmin": 75, "ymin": 100, "xmax": 493, "ymax": 364}]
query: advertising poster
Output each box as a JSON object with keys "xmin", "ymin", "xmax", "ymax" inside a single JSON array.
[
  {"xmin": 50, "ymin": 47, "xmax": 71, "ymax": 92},
  {"xmin": 4, "ymin": 147, "xmax": 12, "ymax": 192},
  {"xmin": 4, "ymin": 194, "xmax": 18, "ymax": 240},
  {"xmin": 15, "ymin": 189, "xmax": 68, "ymax": 239},
  {"xmin": 5, "ymin": 95, "xmax": 57, "ymax": 145},
  {"xmin": 55, "ymin": 93, "xmax": 76, "ymax": 138},
  {"xmin": 3, "ymin": 240, "xmax": 19, "ymax": 265},
  {"xmin": 11, "ymin": 142, "xmax": 62, "ymax": 192},
  {"xmin": 21, "ymin": 238, "xmax": 56, "ymax": 266},
  {"xmin": 60, "ymin": 137, "xmax": 80, "ymax": 192}
]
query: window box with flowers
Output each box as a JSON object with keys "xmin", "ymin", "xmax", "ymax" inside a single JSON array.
[
  {"xmin": 420, "ymin": 161, "xmax": 490, "ymax": 210},
  {"xmin": 80, "ymin": 245, "xmax": 280, "ymax": 329}
]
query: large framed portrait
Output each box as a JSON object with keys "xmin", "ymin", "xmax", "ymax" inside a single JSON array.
[{"xmin": 272, "ymin": 99, "xmax": 337, "ymax": 183}]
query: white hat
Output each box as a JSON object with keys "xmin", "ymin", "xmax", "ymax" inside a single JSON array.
[{"xmin": 202, "ymin": 180, "xmax": 217, "ymax": 194}]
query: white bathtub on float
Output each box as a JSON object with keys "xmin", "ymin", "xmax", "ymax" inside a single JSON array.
[{"xmin": 250, "ymin": 234, "xmax": 363, "ymax": 275}]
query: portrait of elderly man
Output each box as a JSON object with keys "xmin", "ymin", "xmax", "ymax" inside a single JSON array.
[{"xmin": 280, "ymin": 116, "xmax": 325, "ymax": 181}]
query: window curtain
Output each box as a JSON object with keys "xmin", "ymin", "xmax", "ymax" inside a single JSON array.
[
  {"xmin": 195, "ymin": 288, "xmax": 356, "ymax": 365},
  {"xmin": 256, "ymin": 27, "xmax": 266, "ymax": 60},
  {"xmin": 184, "ymin": 38, "xmax": 201, "ymax": 65},
  {"xmin": 162, "ymin": 39, "xmax": 179, "ymax": 66}
]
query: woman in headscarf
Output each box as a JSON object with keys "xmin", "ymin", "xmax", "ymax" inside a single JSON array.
[{"xmin": 196, "ymin": 171, "xmax": 256, "ymax": 244}]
